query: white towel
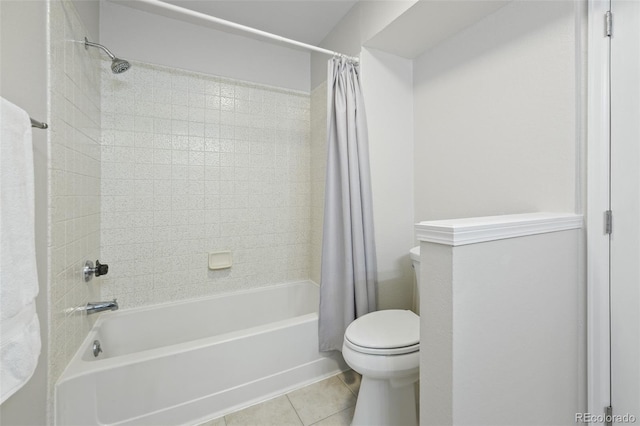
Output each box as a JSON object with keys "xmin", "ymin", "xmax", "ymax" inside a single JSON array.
[{"xmin": 0, "ymin": 97, "xmax": 41, "ymax": 404}]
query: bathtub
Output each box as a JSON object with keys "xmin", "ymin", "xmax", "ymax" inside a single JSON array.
[{"xmin": 55, "ymin": 281, "xmax": 347, "ymax": 425}]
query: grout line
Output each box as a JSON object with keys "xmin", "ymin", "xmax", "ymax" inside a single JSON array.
[
  {"xmin": 337, "ymin": 376, "xmax": 355, "ymax": 397},
  {"xmin": 285, "ymin": 394, "xmax": 305, "ymax": 426},
  {"xmin": 307, "ymin": 375, "xmax": 357, "ymax": 425},
  {"xmin": 336, "ymin": 371, "xmax": 359, "ymax": 398},
  {"xmin": 308, "ymin": 406, "xmax": 355, "ymax": 426}
]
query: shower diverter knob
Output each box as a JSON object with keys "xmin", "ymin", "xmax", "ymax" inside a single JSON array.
[
  {"xmin": 95, "ymin": 260, "xmax": 109, "ymax": 277},
  {"xmin": 84, "ymin": 260, "xmax": 109, "ymax": 282}
]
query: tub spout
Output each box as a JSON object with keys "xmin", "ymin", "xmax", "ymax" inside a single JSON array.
[{"xmin": 86, "ymin": 299, "xmax": 118, "ymax": 315}]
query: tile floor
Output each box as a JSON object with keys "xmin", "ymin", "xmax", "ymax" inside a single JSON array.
[{"xmin": 197, "ymin": 370, "xmax": 361, "ymax": 426}]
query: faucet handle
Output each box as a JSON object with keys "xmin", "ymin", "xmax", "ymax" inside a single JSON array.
[
  {"xmin": 95, "ymin": 260, "xmax": 109, "ymax": 277},
  {"xmin": 84, "ymin": 260, "xmax": 110, "ymax": 282}
]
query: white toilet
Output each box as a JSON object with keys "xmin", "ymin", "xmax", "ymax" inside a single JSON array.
[
  {"xmin": 410, "ymin": 245, "xmax": 421, "ymax": 313},
  {"xmin": 342, "ymin": 246, "xmax": 421, "ymax": 426}
]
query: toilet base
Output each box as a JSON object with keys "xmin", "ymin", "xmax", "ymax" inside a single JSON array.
[{"xmin": 352, "ymin": 375, "xmax": 418, "ymax": 426}]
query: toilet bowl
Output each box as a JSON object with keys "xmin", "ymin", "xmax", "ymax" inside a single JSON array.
[
  {"xmin": 343, "ymin": 309, "xmax": 420, "ymax": 426},
  {"xmin": 342, "ymin": 246, "xmax": 421, "ymax": 426}
]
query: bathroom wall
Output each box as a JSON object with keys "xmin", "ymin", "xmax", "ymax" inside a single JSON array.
[
  {"xmin": 100, "ymin": 1, "xmax": 310, "ymax": 92},
  {"xmin": 100, "ymin": 61, "xmax": 311, "ymax": 308},
  {"xmin": 420, "ymin": 227, "xmax": 584, "ymax": 424},
  {"xmin": 309, "ymin": 82, "xmax": 327, "ymax": 284},
  {"xmin": 72, "ymin": 0, "xmax": 100, "ymax": 42},
  {"xmin": 98, "ymin": 0, "xmax": 418, "ymax": 310},
  {"xmin": 311, "ymin": 1, "xmax": 585, "ymax": 309},
  {"xmin": 413, "ymin": 0, "xmax": 581, "ymax": 220},
  {"xmin": 96, "ymin": 1, "xmax": 319, "ymax": 309},
  {"xmin": 1, "ymin": 0, "xmax": 101, "ymax": 421},
  {"xmin": 310, "ymin": 0, "xmax": 418, "ymax": 88},
  {"xmin": 360, "ymin": 47, "xmax": 415, "ymax": 310},
  {"xmin": 0, "ymin": 1, "xmax": 48, "ymax": 424},
  {"xmin": 48, "ymin": 0, "xmax": 102, "ymax": 413}
]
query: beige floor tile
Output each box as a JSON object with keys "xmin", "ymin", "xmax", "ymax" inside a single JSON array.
[
  {"xmin": 310, "ymin": 406, "xmax": 355, "ymax": 426},
  {"xmin": 287, "ymin": 376, "xmax": 357, "ymax": 426},
  {"xmin": 225, "ymin": 395, "xmax": 302, "ymax": 426},
  {"xmin": 197, "ymin": 416, "xmax": 226, "ymax": 426},
  {"xmin": 337, "ymin": 370, "xmax": 361, "ymax": 396}
]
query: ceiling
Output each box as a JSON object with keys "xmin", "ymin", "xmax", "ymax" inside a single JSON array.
[
  {"xmin": 365, "ymin": 0, "xmax": 510, "ymax": 58},
  {"xmin": 159, "ymin": 0, "xmax": 359, "ymax": 45},
  {"xmin": 111, "ymin": 0, "xmax": 512, "ymax": 59}
]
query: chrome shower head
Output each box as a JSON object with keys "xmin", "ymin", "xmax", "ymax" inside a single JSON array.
[
  {"xmin": 111, "ymin": 58, "xmax": 131, "ymax": 74},
  {"xmin": 84, "ymin": 37, "xmax": 131, "ymax": 74}
]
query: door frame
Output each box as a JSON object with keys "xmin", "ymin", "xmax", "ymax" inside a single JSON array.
[{"xmin": 587, "ymin": 0, "xmax": 611, "ymax": 415}]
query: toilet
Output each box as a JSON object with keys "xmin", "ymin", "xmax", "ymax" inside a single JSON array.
[
  {"xmin": 410, "ymin": 245, "xmax": 421, "ymax": 313},
  {"xmin": 342, "ymin": 246, "xmax": 421, "ymax": 426}
]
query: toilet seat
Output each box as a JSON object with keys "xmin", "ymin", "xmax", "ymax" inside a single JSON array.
[
  {"xmin": 344, "ymin": 338, "xmax": 419, "ymax": 355},
  {"xmin": 344, "ymin": 310, "xmax": 420, "ymax": 356}
]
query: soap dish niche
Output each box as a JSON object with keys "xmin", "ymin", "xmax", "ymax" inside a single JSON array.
[{"xmin": 209, "ymin": 251, "xmax": 232, "ymax": 270}]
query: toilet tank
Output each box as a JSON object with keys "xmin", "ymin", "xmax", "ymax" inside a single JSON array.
[
  {"xmin": 410, "ymin": 246, "xmax": 420, "ymax": 313},
  {"xmin": 410, "ymin": 246, "xmax": 421, "ymax": 286}
]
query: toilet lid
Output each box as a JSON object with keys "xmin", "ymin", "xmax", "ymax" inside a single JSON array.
[{"xmin": 344, "ymin": 310, "xmax": 419, "ymax": 353}]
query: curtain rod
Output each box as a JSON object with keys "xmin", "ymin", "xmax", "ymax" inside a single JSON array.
[{"xmin": 133, "ymin": 0, "xmax": 359, "ymax": 63}]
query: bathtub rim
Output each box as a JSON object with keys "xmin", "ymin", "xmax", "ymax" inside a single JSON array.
[{"xmin": 98, "ymin": 279, "xmax": 319, "ymax": 320}]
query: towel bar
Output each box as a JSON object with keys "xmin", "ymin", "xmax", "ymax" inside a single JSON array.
[{"xmin": 30, "ymin": 117, "xmax": 48, "ymax": 129}]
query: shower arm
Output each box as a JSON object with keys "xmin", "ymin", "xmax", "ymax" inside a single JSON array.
[{"xmin": 84, "ymin": 37, "xmax": 116, "ymax": 60}]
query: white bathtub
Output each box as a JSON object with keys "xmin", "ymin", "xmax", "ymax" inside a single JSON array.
[{"xmin": 55, "ymin": 281, "xmax": 347, "ymax": 425}]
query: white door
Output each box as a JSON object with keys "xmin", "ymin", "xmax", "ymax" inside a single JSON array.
[{"xmin": 610, "ymin": 0, "xmax": 640, "ymax": 417}]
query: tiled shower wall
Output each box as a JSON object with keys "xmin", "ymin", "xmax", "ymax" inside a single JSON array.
[
  {"xmin": 49, "ymin": 0, "xmax": 101, "ymax": 394},
  {"xmin": 100, "ymin": 62, "xmax": 311, "ymax": 308},
  {"xmin": 310, "ymin": 82, "xmax": 327, "ymax": 284}
]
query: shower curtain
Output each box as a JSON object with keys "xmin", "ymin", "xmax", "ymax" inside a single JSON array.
[{"xmin": 318, "ymin": 57, "xmax": 377, "ymax": 352}]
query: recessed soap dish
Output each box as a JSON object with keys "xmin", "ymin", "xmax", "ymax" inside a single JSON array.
[{"xmin": 208, "ymin": 251, "xmax": 232, "ymax": 270}]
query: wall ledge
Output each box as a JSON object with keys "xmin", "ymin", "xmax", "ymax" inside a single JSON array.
[{"xmin": 415, "ymin": 212, "xmax": 583, "ymax": 246}]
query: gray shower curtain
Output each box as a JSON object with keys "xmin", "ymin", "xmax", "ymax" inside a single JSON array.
[{"xmin": 318, "ymin": 57, "xmax": 377, "ymax": 352}]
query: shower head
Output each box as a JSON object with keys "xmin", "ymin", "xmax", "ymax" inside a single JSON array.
[
  {"xmin": 84, "ymin": 37, "xmax": 131, "ymax": 74},
  {"xmin": 111, "ymin": 58, "xmax": 131, "ymax": 74}
]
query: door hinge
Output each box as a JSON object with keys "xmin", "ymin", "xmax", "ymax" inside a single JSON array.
[
  {"xmin": 605, "ymin": 210, "xmax": 613, "ymax": 234},
  {"xmin": 606, "ymin": 10, "xmax": 612, "ymax": 37},
  {"xmin": 605, "ymin": 406, "xmax": 613, "ymax": 426}
]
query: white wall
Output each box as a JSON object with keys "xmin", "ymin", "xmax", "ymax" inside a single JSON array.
[
  {"xmin": 0, "ymin": 2, "xmax": 48, "ymax": 424},
  {"xmin": 421, "ymin": 229, "xmax": 584, "ymax": 424},
  {"xmin": 311, "ymin": 0, "xmax": 417, "ymax": 89},
  {"xmin": 411, "ymin": 2, "xmax": 587, "ymax": 422},
  {"xmin": 100, "ymin": 1, "xmax": 310, "ymax": 92},
  {"xmin": 360, "ymin": 48, "xmax": 415, "ymax": 310},
  {"xmin": 413, "ymin": 0, "xmax": 579, "ymax": 220},
  {"xmin": 72, "ymin": 0, "xmax": 99, "ymax": 42}
]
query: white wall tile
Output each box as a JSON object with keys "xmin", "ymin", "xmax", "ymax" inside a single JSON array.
[
  {"xmin": 309, "ymin": 83, "xmax": 327, "ymax": 284},
  {"xmin": 101, "ymin": 62, "xmax": 311, "ymax": 309},
  {"xmin": 49, "ymin": 0, "xmax": 102, "ymax": 406}
]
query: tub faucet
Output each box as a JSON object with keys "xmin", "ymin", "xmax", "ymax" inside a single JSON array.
[{"xmin": 86, "ymin": 299, "xmax": 118, "ymax": 315}]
